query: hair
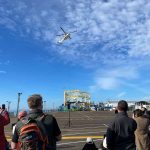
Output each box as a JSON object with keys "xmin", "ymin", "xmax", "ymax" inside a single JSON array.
[
  {"xmin": 141, "ymin": 107, "xmax": 147, "ymax": 113},
  {"xmin": 117, "ymin": 100, "xmax": 128, "ymax": 112},
  {"xmin": 115, "ymin": 109, "xmax": 118, "ymax": 114},
  {"xmin": 133, "ymin": 109, "xmax": 143, "ymax": 117},
  {"xmin": 27, "ymin": 94, "xmax": 43, "ymax": 109}
]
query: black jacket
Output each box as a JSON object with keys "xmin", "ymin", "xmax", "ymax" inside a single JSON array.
[
  {"xmin": 106, "ymin": 112, "xmax": 137, "ymax": 150},
  {"xmin": 82, "ymin": 143, "xmax": 98, "ymax": 150}
]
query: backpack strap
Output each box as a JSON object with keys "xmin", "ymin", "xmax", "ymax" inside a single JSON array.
[{"xmin": 35, "ymin": 114, "xmax": 49, "ymax": 144}]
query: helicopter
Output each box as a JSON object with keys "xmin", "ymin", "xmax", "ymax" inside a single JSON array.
[{"xmin": 56, "ymin": 27, "xmax": 77, "ymax": 43}]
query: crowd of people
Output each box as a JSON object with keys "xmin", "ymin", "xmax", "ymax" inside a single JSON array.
[
  {"xmin": 99, "ymin": 100, "xmax": 150, "ymax": 150},
  {"xmin": 0, "ymin": 95, "xmax": 150, "ymax": 150},
  {"xmin": 1, "ymin": 94, "xmax": 62, "ymax": 150}
]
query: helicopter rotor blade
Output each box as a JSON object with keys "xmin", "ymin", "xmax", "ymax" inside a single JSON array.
[
  {"xmin": 70, "ymin": 30, "xmax": 77, "ymax": 33},
  {"xmin": 56, "ymin": 34, "xmax": 65, "ymax": 36},
  {"xmin": 60, "ymin": 27, "xmax": 66, "ymax": 34}
]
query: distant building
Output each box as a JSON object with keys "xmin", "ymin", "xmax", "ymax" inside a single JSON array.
[
  {"xmin": 104, "ymin": 100, "xmax": 136, "ymax": 109},
  {"xmin": 135, "ymin": 101, "xmax": 150, "ymax": 110},
  {"xmin": 104, "ymin": 100, "xmax": 150, "ymax": 111},
  {"xmin": 64, "ymin": 90, "xmax": 91, "ymax": 107}
]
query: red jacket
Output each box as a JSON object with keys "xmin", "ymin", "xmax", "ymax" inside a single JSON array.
[{"xmin": 0, "ymin": 110, "xmax": 10, "ymax": 150}]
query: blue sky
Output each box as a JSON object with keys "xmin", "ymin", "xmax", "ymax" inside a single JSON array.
[{"xmin": 1, "ymin": 0, "xmax": 150, "ymax": 110}]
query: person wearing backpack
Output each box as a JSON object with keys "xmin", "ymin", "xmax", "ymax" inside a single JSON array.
[
  {"xmin": 12, "ymin": 110, "xmax": 27, "ymax": 134},
  {"xmin": 11, "ymin": 94, "xmax": 62, "ymax": 150}
]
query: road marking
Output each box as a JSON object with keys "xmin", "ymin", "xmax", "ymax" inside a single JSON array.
[
  {"xmin": 77, "ymin": 112, "xmax": 94, "ymax": 120},
  {"xmin": 103, "ymin": 124, "xmax": 109, "ymax": 127},
  {"xmin": 57, "ymin": 116, "xmax": 113, "ymax": 119},
  {"xmin": 57, "ymin": 139, "xmax": 102, "ymax": 145},
  {"xmin": 62, "ymin": 127, "xmax": 106, "ymax": 131},
  {"xmin": 6, "ymin": 135, "xmax": 103, "ymax": 142},
  {"xmin": 63, "ymin": 131, "xmax": 105, "ymax": 136},
  {"xmin": 63, "ymin": 123, "xmax": 106, "ymax": 127},
  {"xmin": 62, "ymin": 136, "xmax": 103, "ymax": 140}
]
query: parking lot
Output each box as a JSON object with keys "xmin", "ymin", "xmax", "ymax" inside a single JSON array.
[{"xmin": 5, "ymin": 111, "xmax": 132, "ymax": 150}]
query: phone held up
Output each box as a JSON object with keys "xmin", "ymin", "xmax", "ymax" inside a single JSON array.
[{"xmin": 2, "ymin": 104, "xmax": 5, "ymax": 110}]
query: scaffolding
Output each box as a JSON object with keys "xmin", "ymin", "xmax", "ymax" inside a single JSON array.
[{"xmin": 64, "ymin": 90, "xmax": 91, "ymax": 107}]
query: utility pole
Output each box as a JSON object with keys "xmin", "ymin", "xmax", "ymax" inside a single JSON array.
[
  {"xmin": 53, "ymin": 102, "xmax": 55, "ymax": 111},
  {"xmin": 43, "ymin": 100, "xmax": 46, "ymax": 111},
  {"xmin": 16, "ymin": 92, "xmax": 22, "ymax": 117},
  {"xmin": 6, "ymin": 101, "xmax": 11, "ymax": 112},
  {"xmin": 67, "ymin": 102, "xmax": 71, "ymax": 127}
]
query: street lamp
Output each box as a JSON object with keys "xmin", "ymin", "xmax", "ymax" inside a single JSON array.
[
  {"xmin": 6, "ymin": 101, "xmax": 11, "ymax": 112},
  {"xmin": 67, "ymin": 102, "xmax": 71, "ymax": 127},
  {"xmin": 53, "ymin": 102, "xmax": 55, "ymax": 111},
  {"xmin": 16, "ymin": 92, "xmax": 22, "ymax": 117},
  {"xmin": 43, "ymin": 100, "xmax": 46, "ymax": 111}
]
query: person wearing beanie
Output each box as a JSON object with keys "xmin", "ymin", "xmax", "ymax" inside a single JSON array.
[{"xmin": 82, "ymin": 137, "xmax": 98, "ymax": 150}]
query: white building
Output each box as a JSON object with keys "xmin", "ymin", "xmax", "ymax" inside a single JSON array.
[
  {"xmin": 135, "ymin": 101, "xmax": 150, "ymax": 110},
  {"xmin": 104, "ymin": 100, "xmax": 136, "ymax": 109}
]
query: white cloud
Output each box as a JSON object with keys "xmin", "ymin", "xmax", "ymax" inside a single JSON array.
[
  {"xmin": 0, "ymin": 71, "xmax": 6, "ymax": 74},
  {"xmin": 1, "ymin": 0, "xmax": 150, "ymax": 72},
  {"xmin": 90, "ymin": 66, "xmax": 139, "ymax": 90},
  {"xmin": 117, "ymin": 92, "xmax": 126, "ymax": 98},
  {"xmin": 1, "ymin": 0, "xmax": 150, "ymax": 99},
  {"xmin": 96, "ymin": 77, "xmax": 120, "ymax": 90}
]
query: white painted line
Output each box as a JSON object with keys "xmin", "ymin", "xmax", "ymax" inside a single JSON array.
[
  {"xmin": 77, "ymin": 112, "xmax": 94, "ymax": 120},
  {"xmin": 67, "ymin": 124, "xmax": 106, "ymax": 127},
  {"xmin": 103, "ymin": 124, "xmax": 109, "ymax": 127},
  {"xmin": 57, "ymin": 115, "xmax": 113, "ymax": 119},
  {"xmin": 63, "ymin": 131, "xmax": 103, "ymax": 136},
  {"xmin": 62, "ymin": 126, "xmax": 105, "ymax": 131},
  {"xmin": 57, "ymin": 139, "xmax": 102, "ymax": 146}
]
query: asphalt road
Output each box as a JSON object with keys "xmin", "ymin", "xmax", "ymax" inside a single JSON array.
[
  {"xmin": 5, "ymin": 111, "xmax": 132, "ymax": 150},
  {"xmin": 55, "ymin": 111, "xmax": 114, "ymax": 150}
]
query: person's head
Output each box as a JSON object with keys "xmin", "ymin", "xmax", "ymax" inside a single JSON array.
[
  {"xmin": 133, "ymin": 109, "xmax": 143, "ymax": 118},
  {"xmin": 117, "ymin": 100, "xmax": 128, "ymax": 112},
  {"xmin": 141, "ymin": 107, "xmax": 147, "ymax": 114},
  {"xmin": 27, "ymin": 94, "xmax": 43, "ymax": 110},
  {"xmin": 18, "ymin": 110, "xmax": 27, "ymax": 120},
  {"xmin": 86, "ymin": 137, "xmax": 93, "ymax": 144},
  {"xmin": 115, "ymin": 109, "xmax": 118, "ymax": 114}
]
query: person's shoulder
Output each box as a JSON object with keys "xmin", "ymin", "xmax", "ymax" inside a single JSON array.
[
  {"xmin": 43, "ymin": 113, "xmax": 55, "ymax": 122},
  {"xmin": 141, "ymin": 116, "xmax": 150, "ymax": 122},
  {"xmin": 128, "ymin": 116, "xmax": 137, "ymax": 125},
  {"xmin": 44, "ymin": 113, "xmax": 54, "ymax": 119},
  {"xmin": 15, "ymin": 119, "xmax": 26, "ymax": 133},
  {"xmin": 0, "ymin": 109, "xmax": 9, "ymax": 116},
  {"xmin": 15, "ymin": 120, "xmax": 23, "ymax": 126}
]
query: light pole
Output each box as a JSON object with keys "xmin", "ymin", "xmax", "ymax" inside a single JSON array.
[
  {"xmin": 16, "ymin": 92, "xmax": 22, "ymax": 117},
  {"xmin": 43, "ymin": 100, "xmax": 46, "ymax": 111},
  {"xmin": 53, "ymin": 102, "xmax": 55, "ymax": 111},
  {"xmin": 67, "ymin": 102, "xmax": 71, "ymax": 127},
  {"xmin": 6, "ymin": 101, "xmax": 11, "ymax": 112}
]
